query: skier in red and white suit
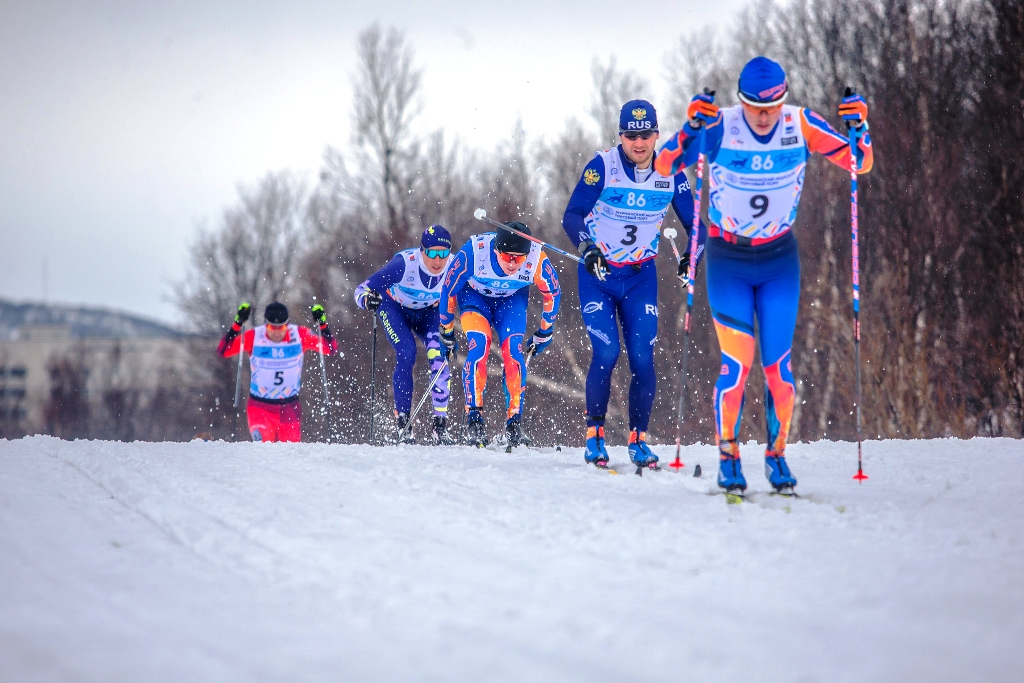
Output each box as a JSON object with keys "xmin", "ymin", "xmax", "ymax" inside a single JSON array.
[{"xmin": 217, "ymin": 301, "xmax": 337, "ymax": 442}]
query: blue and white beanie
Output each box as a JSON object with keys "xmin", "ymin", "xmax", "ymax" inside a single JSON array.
[{"xmin": 421, "ymin": 224, "xmax": 452, "ymax": 250}]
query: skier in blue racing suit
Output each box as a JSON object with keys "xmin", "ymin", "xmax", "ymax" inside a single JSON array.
[{"xmin": 562, "ymin": 99, "xmax": 706, "ymax": 471}]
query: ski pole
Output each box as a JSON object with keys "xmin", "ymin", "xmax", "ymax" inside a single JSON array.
[
  {"xmin": 473, "ymin": 209, "xmax": 583, "ymax": 264},
  {"xmin": 668, "ymin": 114, "xmax": 709, "ymax": 473},
  {"xmin": 399, "ymin": 353, "xmax": 454, "ymax": 443},
  {"xmin": 845, "ymin": 86, "xmax": 868, "ymax": 483},
  {"xmin": 232, "ymin": 316, "xmax": 246, "ymax": 442},
  {"xmin": 369, "ymin": 312, "xmax": 379, "ymax": 446},
  {"xmin": 312, "ymin": 305, "xmax": 332, "ymax": 443}
]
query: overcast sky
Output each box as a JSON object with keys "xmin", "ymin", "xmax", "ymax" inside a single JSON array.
[{"xmin": 0, "ymin": 0, "xmax": 745, "ymax": 324}]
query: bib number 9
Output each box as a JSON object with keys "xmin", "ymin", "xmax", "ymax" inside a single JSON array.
[{"xmin": 750, "ymin": 195, "xmax": 769, "ymax": 218}]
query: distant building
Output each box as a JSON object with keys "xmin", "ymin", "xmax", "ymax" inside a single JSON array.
[{"xmin": 0, "ymin": 300, "xmax": 192, "ymax": 436}]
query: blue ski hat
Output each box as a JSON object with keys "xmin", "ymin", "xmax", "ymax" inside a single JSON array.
[
  {"xmin": 738, "ymin": 56, "xmax": 789, "ymax": 105},
  {"xmin": 420, "ymin": 224, "xmax": 451, "ymax": 250},
  {"xmin": 619, "ymin": 99, "xmax": 658, "ymax": 134}
]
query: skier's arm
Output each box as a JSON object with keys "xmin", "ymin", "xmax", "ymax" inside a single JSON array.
[
  {"xmin": 654, "ymin": 114, "xmax": 725, "ymax": 177},
  {"xmin": 354, "ymin": 253, "xmax": 405, "ymax": 309},
  {"xmin": 217, "ymin": 327, "xmax": 254, "ymax": 357},
  {"xmin": 298, "ymin": 325, "xmax": 337, "ymax": 355},
  {"xmin": 801, "ymin": 108, "xmax": 873, "ymax": 173},
  {"xmin": 532, "ymin": 254, "xmax": 561, "ymax": 331},
  {"xmin": 561, "ymin": 155, "xmax": 606, "ymax": 248},
  {"xmin": 438, "ymin": 244, "xmax": 473, "ymax": 332},
  {"xmin": 668, "ymin": 171, "xmax": 707, "ymax": 266}
]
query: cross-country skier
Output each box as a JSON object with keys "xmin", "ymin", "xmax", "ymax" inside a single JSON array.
[
  {"xmin": 562, "ymin": 99, "xmax": 706, "ymax": 471},
  {"xmin": 655, "ymin": 56, "xmax": 873, "ymax": 494},
  {"xmin": 354, "ymin": 225, "xmax": 455, "ymax": 444},
  {"xmin": 217, "ymin": 301, "xmax": 337, "ymax": 442},
  {"xmin": 438, "ymin": 223, "xmax": 561, "ymax": 448}
]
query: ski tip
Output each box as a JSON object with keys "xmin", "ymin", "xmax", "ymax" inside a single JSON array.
[
  {"xmin": 725, "ymin": 492, "xmax": 745, "ymax": 505},
  {"xmin": 693, "ymin": 463, "xmax": 702, "ymax": 478}
]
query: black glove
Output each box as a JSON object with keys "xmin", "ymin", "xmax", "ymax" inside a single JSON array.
[
  {"xmin": 676, "ymin": 254, "xmax": 693, "ymax": 286},
  {"xmin": 310, "ymin": 303, "xmax": 327, "ymax": 325},
  {"xmin": 362, "ymin": 290, "xmax": 383, "ymax": 312},
  {"xmin": 440, "ymin": 328, "xmax": 457, "ymax": 359},
  {"xmin": 581, "ymin": 242, "xmax": 608, "ymax": 281},
  {"xmin": 234, "ymin": 302, "xmax": 251, "ymax": 325},
  {"xmin": 526, "ymin": 328, "xmax": 553, "ymax": 357}
]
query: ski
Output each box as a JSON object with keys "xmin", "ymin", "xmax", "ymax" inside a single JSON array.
[{"xmin": 594, "ymin": 464, "xmax": 619, "ymax": 475}]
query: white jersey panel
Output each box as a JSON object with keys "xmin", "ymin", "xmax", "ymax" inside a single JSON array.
[
  {"xmin": 467, "ymin": 233, "xmax": 541, "ymax": 298},
  {"xmin": 584, "ymin": 148, "xmax": 675, "ymax": 264},
  {"xmin": 249, "ymin": 324, "xmax": 303, "ymax": 400},
  {"xmin": 387, "ymin": 248, "xmax": 450, "ymax": 309},
  {"xmin": 708, "ymin": 105, "xmax": 808, "ymax": 239}
]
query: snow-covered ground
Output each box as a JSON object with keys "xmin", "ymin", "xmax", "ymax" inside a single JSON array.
[{"xmin": 1, "ymin": 435, "xmax": 1021, "ymax": 682}]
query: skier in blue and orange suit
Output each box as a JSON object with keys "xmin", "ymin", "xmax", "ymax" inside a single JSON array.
[
  {"xmin": 438, "ymin": 223, "xmax": 560, "ymax": 448},
  {"xmin": 655, "ymin": 56, "xmax": 873, "ymax": 493},
  {"xmin": 562, "ymin": 99, "xmax": 705, "ymax": 471}
]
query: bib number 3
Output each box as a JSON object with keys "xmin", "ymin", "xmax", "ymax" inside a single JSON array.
[{"xmin": 621, "ymin": 224, "xmax": 638, "ymax": 246}]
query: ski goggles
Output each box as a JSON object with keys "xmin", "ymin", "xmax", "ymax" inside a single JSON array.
[
  {"xmin": 265, "ymin": 322, "xmax": 288, "ymax": 332},
  {"xmin": 423, "ymin": 247, "xmax": 450, "ymax": 259},
  {"xmin": 620, "ymin": 130, "xmax": 658, "ymax": 140},
  {"xmin": 496, "ymin": 251, "xmax": 528, "ymax": 266}
]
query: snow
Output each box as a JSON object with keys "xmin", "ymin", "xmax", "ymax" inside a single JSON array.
[{"xmin": 1, "ymin": 435, "xmax": 1022, "ymax": 682}]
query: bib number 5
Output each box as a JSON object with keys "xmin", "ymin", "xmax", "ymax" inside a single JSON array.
[{"xmin": 274, "ymin": 371, "xmax": 284, "ymax": 386}]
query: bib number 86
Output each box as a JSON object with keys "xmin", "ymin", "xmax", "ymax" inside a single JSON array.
[
  {"xmin": 750, "ymin": 154, "xmax": 774, "ymax": 171},
  {"xmin": 625, "ymin": 192, "xmax": 646, "ymax": 207}
]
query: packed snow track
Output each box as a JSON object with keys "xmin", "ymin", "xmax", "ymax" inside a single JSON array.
[{"xmin": 1, "ymin": 436, "xmax": 1021, "ymax": 682}]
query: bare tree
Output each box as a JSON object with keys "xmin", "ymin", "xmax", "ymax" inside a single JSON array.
[
  {"xmin": 589, "ymin": 57, "xmax": 652, "ymax": 147},
  {"xmin": 175, "ymin": 171, "xmax": 307, "ymax": 336}
]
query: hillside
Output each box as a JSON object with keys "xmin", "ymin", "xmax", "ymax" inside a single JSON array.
[
  {"xmin": 0, "ymin": 299, "xmax": 181, "ymax": 340},
  {"xmin": 0, "ymin": 437, "xmax": 1021, "ymax": 682}
]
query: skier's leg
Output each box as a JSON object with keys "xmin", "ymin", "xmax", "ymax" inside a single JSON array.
[
  {"xmin": 413, "ymin": 306, "xmax": 451, "ymax": 418},
  {"xmin": 457, "ymin": 290, "xmax": 494, "ymax": 412},
  {"xmin": 617, "ymin": 261, "xmax": 659, "ymax": 434},
  {"xmin": 377, "ymin": 298, "xmax": 418, "ymax": 416},
  {"xmin": 495, "ymin": 289, "xmax": 529, "ymax": 420},
  {"xmin": 706, "ymin": 242, "xmax": 757, "ymax": 446},
  {"xmin": 578, "ymin": 263, "xmax": 621, "ymax": 430},
  {"xmin": 246, "ymin": 398, "xmax": 276, "ymax": 442},
  {"xmin": 278, "ymin": 400, "xmax": 302, "ymax": 443},
  {"xmin": 755, "ymin": 235, "xmax": 801, "ymax": 454}
]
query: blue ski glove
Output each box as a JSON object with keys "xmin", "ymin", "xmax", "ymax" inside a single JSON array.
[
  {"xmin": 440, "ymin": 327, "xmax": 457, "ymax": 360},
  {"xmin": 526, "ymin": 328, "xmax": 553, "ymax": 357}
]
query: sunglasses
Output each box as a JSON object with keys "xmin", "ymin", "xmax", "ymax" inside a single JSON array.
[
  {"xmin": 424, "ymin": 248, "xmax": 450, "ymax": 259},
  {"xmin": 266, "ymin": 322, "xmax": 288, "ymax": 331},
  {"xmin": 622, "ymin": 130, "xmax": 658, "ymax": 140},
  {"xmin": 496, "ymin": 251, "xmax": 528, "ymax": 266}
]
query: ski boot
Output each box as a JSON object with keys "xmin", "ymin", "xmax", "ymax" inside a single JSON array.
[
  {"xmin": 504, "ymin": 414, "xmax": 524, "ymax": 451},
  {"xmin": 466, "ymin": 409, "xmax": 488, "ymax": 448},
  {"xmin": 717, "ymin": 439, "xmax": 747, "ymax": 492},
  {"xmin": 765, "ymin": 450, "xmax": 797, "ymax": 494},
  {"xmin": 584, "ymin": 424, "xmax": 610, "ymax": 468},
  {"xmin": 628, "ymin": 430, "xmax": 660, "ymax": 473},
  {"xmin": 395, "ymin": 412, "xmax": 416, "ymax": 444},
  {"xmin": 432, "ymin": 415, "xmax": 455, "ymax": 445}
]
